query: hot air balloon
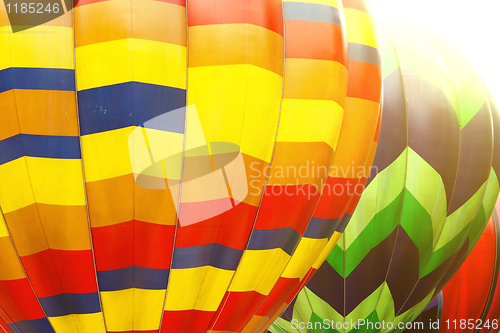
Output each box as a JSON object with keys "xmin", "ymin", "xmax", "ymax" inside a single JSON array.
[
  {"xmin": 436, "ymin": 197, "xmax": 500, "ymax": 333},
  {"xmin": 0, "ymin": 0, "xmax": 382, "ymax": 332},
  {"xmin": 268, "ymin": 21, "xmax": 500, "ymax": 333}
]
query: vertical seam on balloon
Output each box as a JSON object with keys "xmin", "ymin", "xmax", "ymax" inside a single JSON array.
[
  {"xmin": 262, "ymin": 5, "xmax": 382, "ymax": 331},
  {"xmin": 4, "ymin": 27, "xmax": 72, "ymax": 333},
  {"xmin": 0, "ymin": 207, "xmax": 45, "ymax": 333},
  {"xmin": 362, "ymin": 23, "xmax": 409, "ymax": 332},
  {"xmin": 179, "ymin": 3, "xmax": 255, "ymax": 329},
  {"xmin": 475, "ymin": 206, "xmax": 500, "ymax": 333},
  {"xmin": 466, "ymin": 75, "xmax": 497, "ymax": 333},
  {"xmin": 129, "ymin": 0, "xmax": 137, "ymax": 330},
  {"xmin": 0, "ymin": 306, "xmax": 16, "ymax": 333},
  {"xmin": 157, "ymin": 1, "xmax": 189, "ymax": 332},
  {"xmin": 302, "ymin": 287, "xmax": 326, "ymax": 333},
  {"xmin": 71, "ymin": 4, "xmax": 109, "ymax": 332},
  {"xmin": 394, "ymin": 27, "xmax": 466, "ymax": 319},
  {"xmin": 207, "ymin": 1, "xmax": 288, "ymax": 331}
]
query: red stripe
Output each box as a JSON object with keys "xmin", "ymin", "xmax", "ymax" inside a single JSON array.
[
  {"xmin": 161, "ymin": 309, "xmax": 215, "ymax": 332},
  {"xmin": 0, "ymin": 318, "xmax": 13, "ymax": 333},
  {"xmin": 347, "ymin": 60, "xmax": 382, "ymax": 102},
  {"xmin": 134, "ymin": 221, "xmax": 175, "ymax": 269},
  {"xmin": 92, "ymin": 221, "xmax": 134, "ymax": 271},
  {"xmin": 50, "ymin": 250, "xmax": 98, "ymax": 294},
  {"xmin": 254, "ymin": 184, "xmax": 321, "ymax": 233},
  {"xmin": 108, "ymin": 331, "xmax": 158, "ymax": 333},
  {"xmin": 20, "ymin": 251, "xmax": 64, "ymax": 298},
  {"xmin": 174, "ymin": 202, "xmax": 256, "ymax": 249},
  {"xmin": 187, "ymin": 0, "xmax": 284, "ymax": 36},
  {"xmin": 209, "ymin": 291, "xmax": 266, "ymax": 331},
  {"xmin": 313, "ymin": 177, "xmax": 359, "ymax": 219},
  {"xmin": 0, "ymin": 279, "xmax": 46, "ymax": 321},
  {"xmin": 255, "ymin": 277, "xmax": 298, "ymax": 316}
]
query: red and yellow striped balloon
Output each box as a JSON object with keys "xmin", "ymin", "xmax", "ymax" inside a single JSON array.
[{"xmin": 0, "ymin": 0, "xmax": 381, "ymax": 332}]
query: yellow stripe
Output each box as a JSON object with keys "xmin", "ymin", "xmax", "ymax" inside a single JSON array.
[
  {"xmin": 312, "ymin": 231, "xmax": 342, "ymax": 269},
  {"xmin": 188, "ymin": 65, "xmax": 282, "ymax": 162},
  {"xmin": 130, "ymin": 127, "xmax": 184, "ymax": 180},
  {"xmin": 0, "ymin": 158, "xmax": 35, "ymax": 213},
  {"xmin": 164, "ymin": 266, "xmax": 234, "ymax": 311},
  {"xmin": 230, "ymin": 249, "xmax": 290, "ymax": 295},
  {"xmin": 0, "ymin": 214, "xmax": 8, "ymax": 238},
  {"xmin": 76, "ymin": 39, "xmax": 186, "ymax": 91},
  {"xmin": 49, "ymin": 313, "xmax": 106, "ymax": 333},
  {"xmin": 281, "ymin": 237, "xmax": 328, "ymax": 279},
  {"xmin": 100, "ymin": 289, "xmax": 166, "ymax": 331},
  {"xmin": 277, "ymin": 99, "xmax": 343, "ymax": 149},
  {"xmin": 344, "ymin": 8, "xmax": 377, "ymax": 48},
  {"xmin": 81, "ymin": 127, "xmax": 134, "ymax": 182},
  {"xmin": 26, "ymin": 157, "xmax": 87, "ymax": 206},
  {"xmin": 283, "ymin": 59, "xmax": 347, "ymax": 101},
  {"xmin": 0, "ymin": 26, "xmax": 74, "ymax": 70}
]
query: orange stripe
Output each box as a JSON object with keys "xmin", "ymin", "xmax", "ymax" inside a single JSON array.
[
  {"xmin": 188, "ymin": 24, "xmax": 283, "ymax": 75},
  {"xmin": 75, "ymin": 0, "xmax": 186, "ymax": 47},
  {"xmin": 266, "ymin": 142, "xmax": 333, "ymax": 186},
  {"xmin": 5, "ymin": 204, "xmax": 92, "ymax": 255},
  {"xmin": 285, "ymin": 20, "xmax": 346, "ymax": 64},
  {"xmin": 283, "ymin": 59, "xmax": 347, "ymax": 101},
  {"xmin": 0, "ymin": 11, "xmax": 72, "ymax": 28},
  {"xmin": 2, "ymin": 90, "xmax": 79, "ymax": 137},
  {"xmin": 0, "ymin": 92, "xmax": 20, "ymax": 141},
  {"xmin": 0, "ymin": 237, "xmax": 25, "ymax": 281},
  {"xmin": 75, "ymin": 0, "xmax": 185, "ymax": 8}
]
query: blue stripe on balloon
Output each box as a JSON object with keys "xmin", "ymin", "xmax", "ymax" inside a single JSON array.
[
  {"xmin": 247, "ymin": 228, "xmax": 301, "ymax": 255},
  {"xmin": 77, "ymin": 82, "xmax": 187, "ymax": 135},
  {"xmin": 8, "ymin": 318, "xmax": 56, "ymax": 333},
  {"xmin": 97, "ymin": 267, "xmax": 170, "ymax": 291},
  {"xmin": 0, "ymin": 68, "xmax": 75, "ymax": 93},
  {"xmin": 303, "ymin": 217, "xmax": 340, "ymax": 239},
  {"xmin": 171, "ymin": 243, "xmax": 243, "ymax": 271},
  {"xmin": 38, "ymin": 293, "xmax": 101, "ymax": 317},
  {"xmin": 0, "ymin": 134, "xmax": 81, "ymax": 165}
]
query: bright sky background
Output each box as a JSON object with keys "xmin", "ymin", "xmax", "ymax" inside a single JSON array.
[{"xmin": 369, "ymin": 0, "xmax": 500, "ymax": 109}]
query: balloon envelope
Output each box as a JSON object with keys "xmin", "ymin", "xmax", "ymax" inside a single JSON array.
[
  {"xmin": 0, "ymin": 1, "xmax": 382, "ymax": 333},
  {"xmin": 269, "ymin": 21, "xmax": 500, "ymax": 333}
]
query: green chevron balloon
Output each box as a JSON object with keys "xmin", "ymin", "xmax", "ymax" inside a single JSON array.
[{"xmin": 268, "ymin": 21, "xmax": 500, "ymax": 333}]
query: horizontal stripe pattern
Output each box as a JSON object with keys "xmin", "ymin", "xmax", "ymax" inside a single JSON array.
[
  {"xmin": 74, "ymin": 0, "xmax": 186, "ymax": 331},
  {"xmin": 250, "ymin": 1, "xmax": 382, "ymax": 331},
  {"xmin": 0, "ymin": 68, "xmax": 75, "ymax": 93},
  {"xmin": 207, "ymin": 0, "xmax": 349, "ymax": 331},
  {"xmin": 0, "ymin": 11, "xmax": 105, "ymax": 333},
  {"xmin": 283, "ymin": 2, "xmax": 342, "ymax": 25},
  {"xmin": 0, "ymin": 135, "xmax": 81, "ymax": 165}
]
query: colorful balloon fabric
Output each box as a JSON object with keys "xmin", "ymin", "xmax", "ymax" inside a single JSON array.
[
  {"xmin": 268, "ymin": 21, "xmax": 500, "ymax": 333},
  {"xmin": 406, "ymin": 293, "xmax": 443, "ymax": 333},
  {"xmin": 438, "ymin": 198, "xmax": 500, "ymax": 333},
  {"xmin": 0, "ymin": 0, "xmax": 383, "ymax": 333},
  {"xmin": 251, "ymin": 0, "xmax": 383, "ymax": 331}
]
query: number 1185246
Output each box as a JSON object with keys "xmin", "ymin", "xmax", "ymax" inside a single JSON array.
[
  {"xmin": 444, "ymin": 319, "xmax": 498, "ymax": 330},
  {"xmin": 5, "ymin": 2, "xmax": 60, "ymax": 14}
]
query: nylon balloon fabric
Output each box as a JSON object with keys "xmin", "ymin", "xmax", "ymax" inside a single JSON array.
[
  {"xmin": 268, "ymin": 22, "xmax": 500, "ymax": 333},
  {"xmin": 0, "ymin": 0, "xmax": 383, "ymax": 333}
]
